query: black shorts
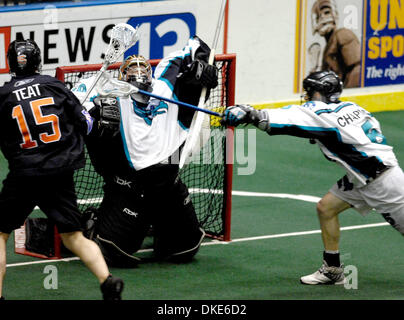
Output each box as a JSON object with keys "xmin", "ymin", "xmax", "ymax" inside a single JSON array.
[{"xmin": 0, "ymin": 171, "xmax": 83, "ymax": 234}]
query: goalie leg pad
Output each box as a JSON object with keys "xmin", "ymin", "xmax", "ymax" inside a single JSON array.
[
  {"xmin": 165, "ymin": 227, "xmax": 205, "ymax": 263},
  {"xmin": 95, "ymin": 235, "xmax": 141, "ymax": 268},
  {"xmin": 93, "ymin": 179, "xmax": 151, "ymax": 259},
  {"xmin": 151, "ymin": 175, "xmax": 205, "ymax": 262}
]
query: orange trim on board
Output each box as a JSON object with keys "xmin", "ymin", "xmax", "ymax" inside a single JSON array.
[
  {"xmin": 294, "ymin": 0, "xmax": 303, "ymax": 93},
  {"xmin": 360, "ymin": 2, "xmax": 368, "ymax": 88},
  {"xmin": 302, "ymin": 0, "xmax": 308, "ymax": 94}
]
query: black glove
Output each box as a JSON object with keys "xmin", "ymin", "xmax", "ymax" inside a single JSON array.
[
  {"xmin": 181, "ymin": 59, "xmax": 219, "ymax": 89},
  {"xmin": 93, "ymin": 96, "xmax": 121, "ymax": 137}
]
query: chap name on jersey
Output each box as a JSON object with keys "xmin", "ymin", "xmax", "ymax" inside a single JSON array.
[
  {"xmin": 12, "ymin": 83, "xmax": 41, "ymax": 101},
  {"xmin": 337, "ymin": 109, "xmax": 363, "ymax": 127}
]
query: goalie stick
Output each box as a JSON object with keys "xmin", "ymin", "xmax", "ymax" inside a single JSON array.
[
  {"xmin": 79, "ymin": 23, "xmax": 139, "ymax": 105},
  {"xmin": 178, "ymin": 0, "xmax": 228, "ymax": 169}
]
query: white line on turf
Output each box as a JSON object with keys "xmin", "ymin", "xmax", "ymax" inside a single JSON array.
[
  {"xmin": 11, "ymin": 191, "xmax": 386, "ymax": 267},
  {"xmin": 203, "ymin": 222, "xmax": 389, "ymax": 244},
  {"xmin": 231, "ymin": 190, "xmax": 321, "ymax": 203},
  {"xmin": 6, "ymin": 222, "xmax": 389, "ymax": 268},
  {"xmin": 32, "ymin": 190, "xmax": 321, "ymax": 211}
]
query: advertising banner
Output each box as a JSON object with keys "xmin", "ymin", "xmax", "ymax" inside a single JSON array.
[
  {"xmin": 364, "ymin": 0, "xmax": 404, "ymax": 86},
  {"xmin": 295, "ymin": 0, "xmax": 404, "ymax": 92},
  {"xmin": 0, "ymin": 0, "xmax": 222, "ymax": 84}
]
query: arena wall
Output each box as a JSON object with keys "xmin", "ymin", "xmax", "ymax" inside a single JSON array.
[{"xmin": 0, "ymin": 0, "xmax": 403, "ymax": 112}]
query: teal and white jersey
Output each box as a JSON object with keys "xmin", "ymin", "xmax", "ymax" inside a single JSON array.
[
  {"xmin": 263, "ymin": 100, "xmax": 398, "ymax": 187},
  {"xmin": 119, "ymin": 37, "xmax": 205, "ymax": 170},
  {"xmin": 71, "ymin": 76, "xmax": 99, "ymax": 111},
  {"xmin": 72, "ymin": 36, "xmax": 208, "ymax": 171},
  {"xmin": 118, "ymin": 83, "xmax": 187, "ymax": 170}
]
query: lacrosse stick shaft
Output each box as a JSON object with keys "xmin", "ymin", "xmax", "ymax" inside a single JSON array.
[
  {"xmin": 80, "ymin": 65, "xmax": 106, "ymax": 105},
  {"xmin": 137, "ymin": 89, "xmax": 222, "ymax": 117},
  {"xmin": 179, "ymin": 0, "xmax": 228, "ymax": 168}
]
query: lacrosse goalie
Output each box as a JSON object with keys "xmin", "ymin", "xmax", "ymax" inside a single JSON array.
[{"xmin": 72, "ymin": 36, "xmax": 219, "ymax": 267}]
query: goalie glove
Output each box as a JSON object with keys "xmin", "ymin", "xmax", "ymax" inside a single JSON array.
[
  {"xmin": 93, "ymin": 96, "xmax": 121, "ymax": 137},
  {"xmin": 221, "ymin": 104, "xmax": 271, "ymax": 132},
  {"xmin": 180, "ymin": 59, "xmax": 219, "ymax": 89}
]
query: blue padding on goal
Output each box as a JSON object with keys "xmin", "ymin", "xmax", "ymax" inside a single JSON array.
[{"xmin": 0, "ymin": 0, "xmax": 164, "ymax": 12}]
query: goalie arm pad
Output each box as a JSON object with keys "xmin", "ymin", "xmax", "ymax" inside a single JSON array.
[
  {"xmin": 179, "ymin": 59, "xmax": 219, "ymax": 89},
  {"xmin": 175, "ymin": 36, "xmax": 218, "ymax": 90},
  {"xmin": 221, "ymin": 104, "xmax": 271, "ymax": 133}
]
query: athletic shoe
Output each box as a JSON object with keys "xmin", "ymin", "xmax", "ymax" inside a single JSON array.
[
  {"xmin": 300, "ymin": 260, "xmax": 345, "ymax": 285},
  {"xmin": 100, "ymin": 275, "xmax": 124, "ymax": 300}
]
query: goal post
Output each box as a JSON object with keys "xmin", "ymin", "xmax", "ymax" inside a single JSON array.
[
  {"xmin": 14, "ymin": 53, "xmax": 236, "ymax": 260},
  {"xmin": 59, "ymin": 54, "xmax": 235, "ymax": 240}
]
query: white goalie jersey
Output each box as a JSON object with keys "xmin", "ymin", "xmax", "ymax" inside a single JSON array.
[
  {"xmin": 72, "ymin": 37, "xmax": 207, "ymax": 171},
  {"xmin": 262, "ymin": 101, "xmax": 398, "ymax": 187}
]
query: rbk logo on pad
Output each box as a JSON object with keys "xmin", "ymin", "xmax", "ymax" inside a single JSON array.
[{"xmin": 125, "ymin": 13, "xmax": 196, "ymax": 60}]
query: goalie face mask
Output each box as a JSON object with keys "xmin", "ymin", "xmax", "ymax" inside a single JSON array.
[
  {"xmin": 302, "ymin": 70, "xmax": 343, "ymax": 103},
  {"xmin": 7, "ymin": 39, "xmax": 42, "ymax": 76},
  {"xmin": 119, "ymin": 55, "xmax": 153, "ymax": 106}
]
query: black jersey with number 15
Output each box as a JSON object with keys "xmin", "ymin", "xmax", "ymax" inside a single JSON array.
[{"xmin": 0, "ymin": 74, "xmax": 92, "ymax": 176}]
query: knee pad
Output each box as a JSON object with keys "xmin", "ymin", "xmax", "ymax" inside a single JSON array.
[{"xmin": 154, "ymin": 227, "xmax": 205, "ymax": 263}]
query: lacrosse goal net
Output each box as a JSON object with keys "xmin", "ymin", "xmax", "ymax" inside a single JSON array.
[{"xmin": 70, "ymin": 55, "xmax": 235, "ymax": 235}]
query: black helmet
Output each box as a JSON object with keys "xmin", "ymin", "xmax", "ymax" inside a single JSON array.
[
  {"xmin": 303, "ymin": 70, "xmax": 343, "ymax": 103},
  {"xmin": 7, "ymin": 39, "xmax": 42, "ymax": 76}
]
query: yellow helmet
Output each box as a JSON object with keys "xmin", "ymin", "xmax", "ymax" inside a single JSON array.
[
  {"xmin": 118, "ymin": 55, "xmax": 153, "ymax": 105},
  {"xmin": 118, "ymin": 54, "xmax": 152, "ymax": 83}
]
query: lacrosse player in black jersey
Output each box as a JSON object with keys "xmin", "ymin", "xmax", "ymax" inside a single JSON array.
[
  {"xmin": 74, "ymin": 36, "xmax": 218, "ymax": 267},
  {"xmin": 0, "ymin": 39, "xmax": 124, "ymax": 300}
]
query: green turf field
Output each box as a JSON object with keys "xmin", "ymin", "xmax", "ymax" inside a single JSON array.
[{"xmin": 2, "ymin": 110, "xmax": 404, "ymax": 302}]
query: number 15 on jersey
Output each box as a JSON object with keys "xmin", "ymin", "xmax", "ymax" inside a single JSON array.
[{"xmin": 12, "ymin": 97, "xmax": 61, "ymax": 149}]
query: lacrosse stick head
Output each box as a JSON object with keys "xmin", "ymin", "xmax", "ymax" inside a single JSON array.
[
  {"xmin": 104, "ymin": 23, "xmax": 140, "ymax": 67},
  {"xmin": 308, "ymin": 42, "xmax": 321, "ymax": 73}
]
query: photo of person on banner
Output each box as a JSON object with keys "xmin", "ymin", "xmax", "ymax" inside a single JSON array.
[{"xmin": 308, "ymin": 0, "xmax": 361, "ymax": 88}]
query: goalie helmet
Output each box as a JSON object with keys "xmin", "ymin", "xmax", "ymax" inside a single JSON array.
[
  {"xmin": 7, "ymin": 39, "xmax": 42, "ymax": 76},
  {"xmin": 118, "ymin": 54, "xmax": 153, "ymax": 105},
  {"xmin": 311, "ymin": 0, "xmax": 338, "ymax": 36},
  {"xmin": 303, "ymin": 70, "xmax": 343, "ymax": 103}
]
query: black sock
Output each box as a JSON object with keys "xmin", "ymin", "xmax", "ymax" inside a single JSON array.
[{"xmin": 323, "ymin": 250, "xmax": 340, "ymax": 267}]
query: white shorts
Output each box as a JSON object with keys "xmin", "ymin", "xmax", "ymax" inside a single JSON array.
[{"xmin": 330, "ymin": 166, "xmax": 404, "ymax": 234}]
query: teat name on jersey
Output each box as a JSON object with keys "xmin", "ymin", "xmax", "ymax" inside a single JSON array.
[
  {"xmin": 337, "ymin": 109, "xmax": 364, "ymax": 127},
  {"xmin": 12, "ymin": 83, "xmax": 41, "ymax": 101}
]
